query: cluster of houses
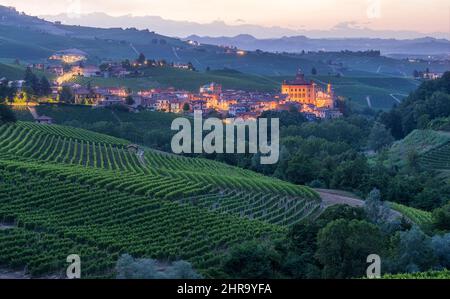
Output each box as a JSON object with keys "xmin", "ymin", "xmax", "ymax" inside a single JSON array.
[
  {"xmin": 53, "ymin": 78, "xmax": 341, "ymax": 120},
  {"xmin": 23, "ymin": 49, "xmax": 342, "ymax": 120},
  {"xmin": 43, "ymin": 48, "xmax": 196, "ymax": 80},
  {"xmin": 47, "ymin": 75, "xmax": 341, "ymax": 120}
]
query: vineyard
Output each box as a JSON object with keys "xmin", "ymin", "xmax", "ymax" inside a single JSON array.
[
  {"xmin": 388, "ymin": 130, "xmax": 450, "ymax": 167},
  {"xmin": 0, "ymin": 122, "xmax": 321, "ymax": 278},
  {"xmin": 419, "ymin": 141, "xmax": 450, "ymax": 171},
  {"xmin": 389, "ymin": 202, "xmax": 433, "ymax": 228}
]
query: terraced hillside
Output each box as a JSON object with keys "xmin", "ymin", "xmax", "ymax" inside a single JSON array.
[
  {"xmin": 419, "ymin": 141, "xmax": 450, "ymax": 172},
  {"xmin": 0, "ymin": 122, "xmax": 321, "ymax": 278},
  {"xmin": 387, "ymin": 130, "xmax": 450, "ymax": 167},
  {"xmin": 389, "ymin": 202, "xmax": 433, "ymax": 228}
]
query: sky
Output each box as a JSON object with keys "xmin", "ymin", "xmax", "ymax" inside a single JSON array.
[{"xmin": 0, "ymin": 0, "xmax": 449, "ymax": 34}]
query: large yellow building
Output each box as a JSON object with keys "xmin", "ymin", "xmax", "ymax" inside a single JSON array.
[{"xmin": 282, "ymin": 70, "xmax": 334, "ymax": 109}]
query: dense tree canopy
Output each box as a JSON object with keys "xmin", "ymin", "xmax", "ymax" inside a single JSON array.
[
  {"xmin": 0, "ymin": 104, "xmax": 16, "ymax": 124},
  {"xmin": 316, "ymin": 219, "xmax": 386, "ymax": 278},
  {"xmin": 380, "ymin": 72, "xmax": 450, "ymax": 138}
]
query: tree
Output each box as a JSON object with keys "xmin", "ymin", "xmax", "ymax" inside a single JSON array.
[
  {"xmin": 316, "ymin": 219, "xmax": 386, "ymax": 278},
  {"xmin": 281, "ymin": 223, "xmax": 322, "ymax": 278},
  {"xmin": 364, "ymin": 188, "xmax": 391, "ymax": 226},
  {"xmin": 406, "ymin": 149, "xmax": 420, "ymax": 172},
  {"xmin": 0, "ymin": 104, "xmax": 17, "ymax": 124},
  {"xmin": 122, "ymin": 59, "xmax": 131, "ymax": 70},
  {"xmin": 187, "ymin": 62, "xmax": 196, "ymax": 71},
  {"xmin": 317, "ymin": 204, "xmax": 366, "ymax": 226},
  {"xmin": 368, "ymin": 122, "xmax": 394, "ymax": 152},
  {"xmin": 431, "ymin": 234, "xmax": 450, "ymax": 269},
  {"xmin": 389, "ymin": 226, "xmax": 437, "ymax": 273},
  {"xmin": 167, "ymin": 261, "xmax": 202, "ymax": 279},
  {"xmin": 125, "ymin": 95, "xmax": 135, "ymax": 106},
  {"xmin": 0, "ymin": 82, "xmax": 16, "ymax": 102},
  {"xmin": 378, "ymin": 109, "xmax": 404, "ymax": 140},
  {"xmin": 99, "ymin": 63, "xmax": 110, "ymax": 72},
  {"xmin": 432, "ymin": 203, "xmax": 450, "ymax": 231},
  {"xmin": 222, "ymin": 241, "xmax": 281, "ymax": 279},
  {"xmin": 59, "ymin": 86, "xmax": 74, "ymax": 103},
  {"xmin": 24, "ymin": 67, "xmax": 39, "ymax": 95},
  {"xmin": 137, "ymin": 53, "xmax": 146, "ymax": 64},
  {"xmin": 285, "ymin": 153, "xmax": 317, "ymax": 185},
  {"xmin": 39, "ymin": 76, "xmax": 52, "ymax": 96},
  {"xmin": 115, "ymin": 254, "xmax": 201, "ymax": 279},
  {"xmin": 330, "ymin": 156, "xmax": 368, "ymax": 190}
]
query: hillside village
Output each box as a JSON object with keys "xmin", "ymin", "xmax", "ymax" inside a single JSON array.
[
  {"xmin": 1, "ymin": 3, "xmax": 450, "ymax": 283},
  {"xmin": 3, "ymin": 48, "xmax": 344, "ymax": 121}
]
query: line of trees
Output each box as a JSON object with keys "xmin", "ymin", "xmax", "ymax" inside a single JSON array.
[
  {"xmin": 24, "ymin": 67, "xmax": 52, "ymax": 97},
  {"xmin": 0, "ymin": 79, "xmax": 16, "ymax": 102}
]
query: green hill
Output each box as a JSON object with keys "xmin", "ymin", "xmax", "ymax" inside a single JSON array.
[
  {"xmin": 387, "ymin": 130, "xmax": 450, "ymax": 167},
  {"xmin": 70, "ymin": 67, "xmax": 279, "ymax": 92},
  {"xmin": 419, "ymin": 140, "xmax": 450, "ymax": 173},
  {"xmin": 389, "ymin": 202, "xmax": 433, "ymax": 228},
  {"xmin": 269, "ymin": 75, "xmax": 419, "ymax": 109},
  {"xmin": 0, "ymin": 62, "xmax": 27, "ymax": 80},
  {"xmin": 0, "ymin": 121, "xmax": 320, "ymax": 278},
  {"xmin": 1, "ymin": 5, "xmax": 441, "ymax": 110}
]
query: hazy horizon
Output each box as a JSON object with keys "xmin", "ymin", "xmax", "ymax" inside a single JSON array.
[{"xmin": 1, "ymin": 0, "xmax": 449, "ymax": 39}]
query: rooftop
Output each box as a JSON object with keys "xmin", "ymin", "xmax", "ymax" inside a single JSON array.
[{"xmin": 282, "ymin": 70, "xmax": 313, "ymax": 86}]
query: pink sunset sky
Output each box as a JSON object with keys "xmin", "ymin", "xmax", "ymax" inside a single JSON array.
[{"xmin": 0, "ymin": 0, "xmax": 449, "ymax": 34}]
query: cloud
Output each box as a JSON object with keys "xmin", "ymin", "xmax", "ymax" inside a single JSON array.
[{"xmin": 0, "ymin": 0, "xmax": 448, "ymax": 33}]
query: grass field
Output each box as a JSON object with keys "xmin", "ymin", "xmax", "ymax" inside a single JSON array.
[{"xmin": 0, "ymin": 121, "xmax": 321, "ymax": 278}]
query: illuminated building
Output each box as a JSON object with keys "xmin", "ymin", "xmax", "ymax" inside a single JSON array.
[
  {"xmin": 281, "ymin": 69, "xmax": 334, "ymax": 108},
  {"xmin": 49, "ymin": 49, "xmax": 87, "ymax": 64}
]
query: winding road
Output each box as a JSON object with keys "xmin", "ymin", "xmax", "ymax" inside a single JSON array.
[{"xmin": 315, "ymin": 189, "xmax": 403, "ymax": 220}]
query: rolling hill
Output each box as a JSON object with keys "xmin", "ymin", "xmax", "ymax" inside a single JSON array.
[
  {"xmin": 387, "ymin": 130, "xmax": 450, "ymax": 167},
  {"xmin": 0, "ymin": 121, "xmax": 321, "ymax": 278},
  {"xmin": 0, "ymin": 62, "xmax": 28, "ymax": 80},
  {"xmin": 1, "ymin": 4, "xmax": 445, "ymax": 110},
  {"xmin": 1, "ymin": 5, "xmax": 449, "ymax": 78},
  {"xmin": 69, "ymin": 67, "xmax": 280, "ymax": 92},
  {"xmin": 187, "ymin": 35, "xmax": 450, "ymax": 55}
]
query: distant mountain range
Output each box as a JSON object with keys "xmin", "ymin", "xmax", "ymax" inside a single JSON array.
[
  {"xmin": 1, "ymin": 5, "xmax": 450, "ymax": 78},
  {"xmin": 41, "ymin": 12, "xmax": 449, "ymax": 40},
  {"xmin": 186, "ymin": 35, "xmax": 450, "ymax": 55}
]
